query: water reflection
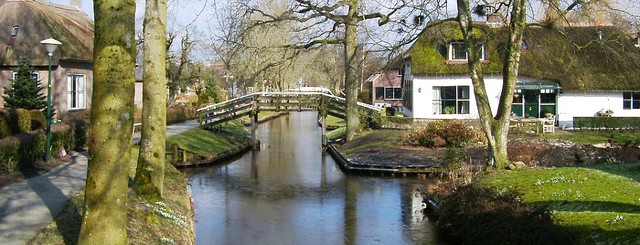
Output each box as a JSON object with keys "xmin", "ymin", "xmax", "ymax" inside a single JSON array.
[{"xmin": 186, "ymin": 112, "xmax": 441, "ymax": 245}]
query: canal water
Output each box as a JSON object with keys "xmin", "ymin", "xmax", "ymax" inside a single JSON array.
[{"xmin": 185, "ymin": 112, "xmax": 441, "ymax": 245}]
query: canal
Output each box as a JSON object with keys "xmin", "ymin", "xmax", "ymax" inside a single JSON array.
[{"xmin": 185, "ymin": 112, "xmax": 441, "ymax": 244}]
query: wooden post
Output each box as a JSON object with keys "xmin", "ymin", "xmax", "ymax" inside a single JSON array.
[
  {"xmin": 320, "ymin": 95, "xmax": 328, "ymax": 151},
  {"xmin": 251, "ymin": 111, "xmax": 259, "ymax": 150}
]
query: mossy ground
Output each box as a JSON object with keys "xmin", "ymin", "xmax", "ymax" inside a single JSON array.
[{"xmin": 479, "ymin": 164, "xmax": 640, "ymax": 243}]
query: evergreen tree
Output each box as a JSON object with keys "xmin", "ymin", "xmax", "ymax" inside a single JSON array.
[{"xmin": 3, "ymin": 58, "xmax": 47, "ymax": 109}]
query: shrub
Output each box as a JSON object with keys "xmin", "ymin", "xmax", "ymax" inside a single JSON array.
[
  {"xmin": 436, "ymin": 184, "xmax": 573, "ymax": 245},
  {"xmin": 15, "ymin": 109, "xmax": 31, "ymax": 133},
  {"xmin": 440, "ymin": 147, "xmax": 466, "ymax": 170},
  {"xmin": 51, "ymin": 123, "xmax": 74, "ymax": 154},
  {"xmin": 359, "ymin": 111, "xmax": 383, "ymax": 130},
  {"xmin": 167, "ymin": 106, "xmax": 197, "ymax": 125},
  {"xmin": 404, "ymin": 121, "xmax": 474, "ymax": 148},
  {"xmin": 61, "ymin": 110, "xmax": 89, "ymax": 150},
  {"xmin": 0, "ymin": 136, "xmax": 20, "ymax": 173},
  {"xmin": 29, "ymin": 110, "xmax": 46, "ymax": 130}
]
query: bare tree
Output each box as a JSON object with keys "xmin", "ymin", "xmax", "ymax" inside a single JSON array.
[{"xmin": 243, "ymin": 0, "xmax": 437, "ymax": 141}]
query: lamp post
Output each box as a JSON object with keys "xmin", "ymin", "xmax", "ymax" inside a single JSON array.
[{"xmin": 40, "ymin": 38, "xmax": 61, "ymax": 163}]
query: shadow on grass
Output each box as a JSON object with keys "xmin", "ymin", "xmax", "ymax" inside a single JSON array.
[
  {"xmin": 530, "ymin": 200, "xmax": 640, "ymax": 213},
  {"xmin": 564, "ymin": 225, "xmax": 640, "ymax": 244},
  {"xmin": 29, "ymin": 193, "xmax": 82, "ymax": 245},
  {"xmin": 583, "ymin": 163, "xmax": 640, "ymax": 183}
]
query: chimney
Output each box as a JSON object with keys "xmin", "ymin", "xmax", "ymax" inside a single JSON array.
[{"xmin": 70, "ymin": 0, "xmax": 81, "ymax": 9}]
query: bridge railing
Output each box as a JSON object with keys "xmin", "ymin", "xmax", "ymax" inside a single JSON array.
[{"xmin": 197, "ymin": 91, "xmax": 382, "ymax": 128}]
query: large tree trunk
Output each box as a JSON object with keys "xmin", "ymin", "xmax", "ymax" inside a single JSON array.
[
  {"xmin": 78, "ymin": 0, "xmax": 136, "ymax": 243},
  {"xmin": 133, "ymin": 0, "xmax": 167, "ymax": 197},
  {"xmin": 344, "ymin": 0, "xmax": 360, "ymax": 141},
  {"xmin": 457, "ymin": 0, "xmax": 526, "ymax": 169}
]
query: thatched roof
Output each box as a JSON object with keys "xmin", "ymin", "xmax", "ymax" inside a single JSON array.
[
  {"xmin": 408, "ymin": 22, "xmax": 640, "ymax": 91},
  {"xmin": 0, "ymin": 0, "xmax": 93, "ymax": 66}
]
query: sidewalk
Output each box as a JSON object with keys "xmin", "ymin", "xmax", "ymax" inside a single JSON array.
[{"xmin": 0, "ymin": 120, "xmax": 199, "ymax": 245}]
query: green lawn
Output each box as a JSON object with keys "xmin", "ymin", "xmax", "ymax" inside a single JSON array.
[
  {"xmin": 479, "ymin": 164, "xmax": 640, "ymax": 243},
  {"xmin": 526, "ymin": 130, "xmax": 640, "ymax": 146},
  {"xmin": 165, "ymin": 121, "xmax": 249, "ymax": 157}
]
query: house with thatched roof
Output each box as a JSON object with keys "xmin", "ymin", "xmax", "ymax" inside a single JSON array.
[
  {"xmin": 0, "ymin": 0, "xmax": 93, "ymax": 116},
  {"xmin": 403, "ymin": 21, "xmax": 640, "ymax": 127}
]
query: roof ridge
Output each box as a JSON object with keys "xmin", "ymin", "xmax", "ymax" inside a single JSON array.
[{"xmin": 27, "ymin": 0, "xmax": 83, "ymax": 13}]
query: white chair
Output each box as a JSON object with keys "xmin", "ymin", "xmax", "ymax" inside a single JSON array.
[{"xmin": 542, "ymin": 115, "xmax": 555, "ymax": 133}]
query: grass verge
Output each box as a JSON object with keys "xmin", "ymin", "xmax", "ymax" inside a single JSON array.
[
  {"xmin": 478, "ymin": 164, "xmax": 640, "ymax": 243},
  {"xmin": 530, "ymin": 130, "xmax": 640, "ymax": 146},
  {"xmin": 29, "ymin": 120, "xmax": 250, "ymax": 244}
]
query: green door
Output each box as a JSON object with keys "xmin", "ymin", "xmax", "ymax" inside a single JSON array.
[{"xmin": 523, "ymin": 90, "xmax": 539, "ymax": 118}]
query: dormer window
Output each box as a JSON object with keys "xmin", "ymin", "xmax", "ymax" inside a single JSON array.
[
  {"xmin": 447, "ymin": 42, "xmax": 485, "ymax": 61},
  {"xmin": 11, "ymin": 26, "xmax": 20, "ymax": 36},
  {"xmin": 8, "ymin": 26, "xmax": 19, "ymax": 45}
]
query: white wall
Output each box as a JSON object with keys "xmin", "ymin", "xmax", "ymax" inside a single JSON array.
[
  {"xmin": 407, "ymin": 75, "xmax": 503, "ymax": 119},
  {"xmin": 558, "ymin": 91, "xmax": 640, "ymax": 127}
]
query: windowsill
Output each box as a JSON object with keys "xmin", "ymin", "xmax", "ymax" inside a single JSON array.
[{"xmin": 445, "ymin": 60, "xmax": 489, "ymax": 65}]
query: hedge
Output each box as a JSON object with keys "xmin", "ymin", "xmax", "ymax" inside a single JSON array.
[
  {"xmin": 0, "ymin": 123, "xmax": 74, "ymax": 174},
  {"xmin": 573, "ymin": 117, "xmax": 640, "ymax": 130}
]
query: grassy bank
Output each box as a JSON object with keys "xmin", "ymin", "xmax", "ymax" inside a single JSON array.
[
  {"xmin": 29, "ymin": 163, "xmax": 194, "ymax": 245},
  {"xmin": 166, "ymin": 121, "xmax": 249, "ymax": 157},
  {"xmin": 29, "ymin": 121, "xmax": 251, "ymax": 244},
  {"xmin": 478, "ymin": 164, "xmax": 640, "ymax": 243}
]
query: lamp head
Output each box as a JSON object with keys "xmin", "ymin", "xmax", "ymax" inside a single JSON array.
[{"xmin": 40, "ymin": 38, "xmax": 62, "ymax": 56}]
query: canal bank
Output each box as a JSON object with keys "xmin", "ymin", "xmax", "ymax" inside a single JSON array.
[{"xmin": 185, "ymin": 112, "xmax": 442, "ymax": 244}]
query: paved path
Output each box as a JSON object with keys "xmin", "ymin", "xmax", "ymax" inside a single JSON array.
[{"xmin": 0, "ymin": 120, "xmax": 199, "ymax": 245}]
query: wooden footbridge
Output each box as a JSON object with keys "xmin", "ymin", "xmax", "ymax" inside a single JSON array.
[{"xmin": 196, "ymin": 91, "xmax": 382, "ymax": 149}]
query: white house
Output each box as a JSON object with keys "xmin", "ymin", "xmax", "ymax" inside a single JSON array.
[{"xmin": 402, "ymin": 21, "xmax": 640, "ymax": 127}]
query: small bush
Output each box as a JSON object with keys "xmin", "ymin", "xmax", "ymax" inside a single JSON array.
[
  {"xmin": 0, "ymin": 136, "xmax": 20, "ymax": 173},
  {"xmin": 29, "ymin": 110, "xmax": 46, "ymax": 130},
  {"xmin": 51, "ymin": 123, "xmax": 74, "ymax": 154},
  {"xmin": 359, "ymin": 111, "xmax": 383, "ymax": 130},
  {"xmin": 167, "ymin": 106, "xmax": 196, "ymax": 125},
  {"xmin": 61, "ymin": 110, "xmax": 89, "ymax": 150},
  {"xmin": 440, "ymin": 147, "xmax": 466, "ymax": 171},
  {"xmin": 404, "ymin": 121, "xmax": 474, "ymax": 148},
  {"xmin": 15, "ymin": 109, "xmax": 31, "ymax": 133},
  {"xmin": 436, "ymin": 184, "xmax": 573, "ymax": 245}
]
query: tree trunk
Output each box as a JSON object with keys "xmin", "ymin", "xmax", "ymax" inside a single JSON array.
[
  {"xmin": 457, "ymin": 0, "xmax": 526, "ymax": 169},
  {"xmin": 133, "ymin": 0, "xmax": 167, "ymax": 197},
  {"xmin": 78, "ymin": 0, "xmax": 136, "ymax": 243},
  {"xmin": 344, "ymin": 0, "xmax": 360, "ymax": 141}
]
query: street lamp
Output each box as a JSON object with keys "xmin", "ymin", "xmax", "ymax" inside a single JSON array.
[{"xmin": 40, "ymin": 38, "xmax": 61, "ymax": 163}]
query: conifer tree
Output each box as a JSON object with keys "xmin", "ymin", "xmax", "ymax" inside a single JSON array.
[{"xmin": 3, "ymin": 58, "xmax": 46, "ymax": 109}]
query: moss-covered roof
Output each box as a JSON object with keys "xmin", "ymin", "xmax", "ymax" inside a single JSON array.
[
  {"xmin": 408, "ymin": 22, "xmax": 640, "ymax": 91},
  {"xmin": 0, "ymin": 0, "xmax": 94, "ymax": 66}
]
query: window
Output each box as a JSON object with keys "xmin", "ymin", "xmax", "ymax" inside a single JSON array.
[
  {"xmin": 623, "ymin": 92, "xmax": 640, "ymax": 109},
  {"xmin": 13, "ymin": 72, "xmax": 38, "ymax": 81},
  {"xmin": 11, "ymin": 26, "xmax": 20, "ymax": 36},
  {"xmin": 375, "ymin": 87, "xmax": 385, "ymax": 100},
  {"xmin": 433, "ymin": 86, "xmax": 470, "ymax": 114},
  {"xmin": 67, "ymin": 74, "xmax": 86, "ymax": 110},
  {"xmin": 384, "ymin": 87, "xmax": 402, "ymax": 100},
  {"xmin": 448, "ymin": 42, "xmax": 485, "ymax": 61}
]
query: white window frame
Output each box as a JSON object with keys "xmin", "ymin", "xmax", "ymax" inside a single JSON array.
[
  {"xmin": 433, "ymin": 86, "xmax": 470, "ymax": 115},
  {"xmin": 67, "ymin": 74, "xmax": 86, "ymax": 110},
  {"xmin": 12, "ymin": 72, "xmax": 38, "ymax": 81},
  {"xmin": 384, "ymin": 87, "xmax": 403, "ymax": 100},
  {"xmin": 448, "ymin": 42, "xmax": 485, "ymax": 61}
]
